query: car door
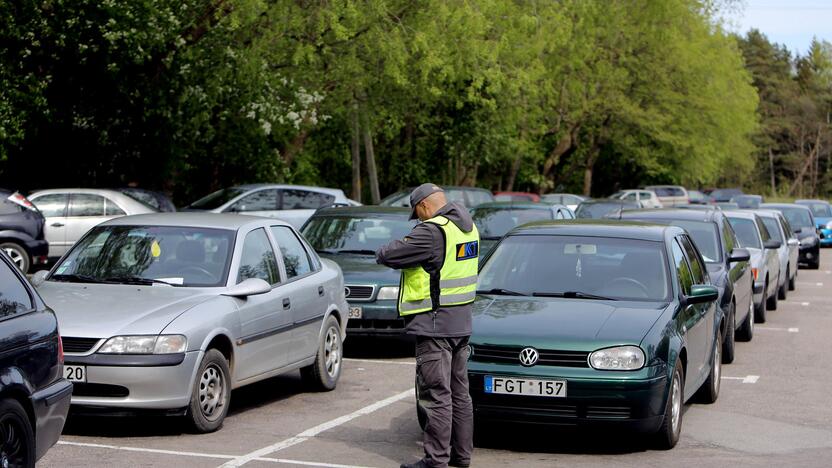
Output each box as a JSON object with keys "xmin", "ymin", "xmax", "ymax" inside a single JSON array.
[
  {"xmin": 30, "ymin": 193, "xmax": 69, "ymax": 257},
  {"xmin": 232, "ymin": 227, "xmax": 293, "ymax": 381},
  {"xmin": 723, "ymin": 219, "xmax": 752, "ymax": 317},
  {"xmin": 224, "ymin": 188, "xmax": 280, "ymax": 218},
  {"xmin": 671, "ymin": 237, "xmax": 709, "ymax": 391},
  {"xmin": 756, "ymin": 217, "xmax": 780, "ymax": 291},
  {"xmin": 66, "ymin": 194, "xmax": 112, "ymax": 250},
  {"xmin": 778, "ymin": 215, "xmax": 799, "ymax": 274},
  {"xmin": 269, "ymin": 225, "xmax": 323, "ymax": 363},
  {"xmin": 278, "ymin": 189, "xmax": 336, "ymax": 229},
  {"xmin": 0, "ymin": 254, "xmax": 38, "ymax": 384}
]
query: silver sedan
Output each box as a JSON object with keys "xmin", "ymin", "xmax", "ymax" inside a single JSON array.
[{"xmin": 32, "ymin": 213, "xmax": 348, "ymax": 432}]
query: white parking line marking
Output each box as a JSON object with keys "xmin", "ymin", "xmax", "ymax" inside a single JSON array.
[
  {"xmin": 757, "ymin": 327, "xmax": 800, "ymax": 333},
  {"xmin": 219, "ymin": 389, "xmax": 413, "ymax": 467},
  {"xmin": 802, "ymin": 302, "xmax": 810, "ymax": 306},
  {"xmin": 721, "ymin": 375, "xmax": 760, "ymax": 383},
  {"xmin": 344, "ymin": 358, "xmax": 416, "ymax": 366},
  {"xmin": 256, "ymin": 458, "xmax": 376, "ymax": 468},
  {"xmin": 796, "ymin": 282, "xmax": 823, "ymax": 287}
]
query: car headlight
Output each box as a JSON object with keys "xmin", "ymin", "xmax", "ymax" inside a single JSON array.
[
  {"xmin": 376, "ymin": 286, "xmax": 400, "ymax": 300},
  {"xmin": 589, "ymin": 346, "xmax": 645, "ymax": 371},
  {"xmin": 98, "ymin": 335, "xmax": 188, "ymax": 354},
  {"xmin": 825, "ymin": 221, "xmax": 832, "ymax": 230},
  {"xmin": 800, "ymin": 236, "xmax": 818, "ymax": 247}
]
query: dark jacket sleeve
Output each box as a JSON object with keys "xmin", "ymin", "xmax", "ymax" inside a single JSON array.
[{"xmin": 376, "ymin": 223, "xmax": 442, "ymax": 271}]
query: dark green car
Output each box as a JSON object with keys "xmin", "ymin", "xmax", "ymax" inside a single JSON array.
[
  {"xmin": 470, "ymin": 221, "xmax": 723, "ymax": 449},
  {"xmin": 302, "ymin": 206, "xmax": 415, "ymax": 336},
  {"xmin": 471, "ymin": 201, "xmax": 574, "ymax": 257}
]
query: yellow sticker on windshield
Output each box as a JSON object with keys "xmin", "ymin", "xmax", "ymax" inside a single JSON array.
[{"xmin": 151, "ymin": 241, "xmax": 161, "ymax": 258}]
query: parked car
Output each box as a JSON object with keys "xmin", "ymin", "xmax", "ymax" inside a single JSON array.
[
  {"xmin": 725, "ymin": 211, "xmax": 782, "ymax": 323},
  {"xmin": 379, "ymin": 186, "xmax": 494, "ymax": 208},
  {"xmin": 32, "ymin": 213, "xmax": 348, "ymax": 432},
  {"xmin": 28, "ymin": 188, "xmax": 156, "ymax": 260},
  {"xmin": 575, "ymin": 199, "xmax": 639, "ymax": 219},
  {"xmin": 302, "ymin": 206, "xmax": 414, "ymax": 336},
  {"xmin": 493, "ymin": 191, "xmax": 541, "ymax": 202},
  {"xmin": 619, "ymin": 209, "xmax": 754, "ymax": 361},
  {"xmin": 755, "ymin": 210, "xmax": 799, "ymax": 298},
  {"xmin": 687, "ymin": 190, "xmax": 709, "ymax": 205},
  {"xmin": 0, "ymin": 190, "xmax": 49, "ymax": 272},
  {"xmin": 470, "ymin": 221, "xmax": 723, "ymax": 449},
  {"xmin": 0, "ymin": 250, "xmax": 72, "ymax": 466},
  {"xmin": 118, "ymin": 188, "xmax": 177, "ymax": 212},
  {"xmin": 540, "ymin": 193, "xmax": 587, "ymax": 211},
  {"xmin": 708, "ymin": 188, "xmax": 743, "ymax": 203},
  {"xmin": 609, "ymin": 189, "xmax": 663, "ymax": 208},
  {"xmin": 644, "ymin": 185, "xmax": 689, "ymax": 206},
  {"xmin": 760, "ymin": 203, "xmax": 820, "ymax": 270},
  {"xmin": 732, "ymin": 194, "xmax": 764, "ymax": 209},
  {"xmin": 470, "ymin": 202, "xmax": 572, "ymax": 257},
  {"xmin": 795, "ymin": 199, "xmax": 832, "ymax": 247},
  {"xmin": 184, "ymin": 184, "xmax": 358, "ymax": 229}
]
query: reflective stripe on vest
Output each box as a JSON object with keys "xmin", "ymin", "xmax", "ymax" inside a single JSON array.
[{"xmin": 398, "ymin": 215, "xmax": 479, "ymax": 316}]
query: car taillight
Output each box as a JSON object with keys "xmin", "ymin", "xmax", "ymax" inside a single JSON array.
[
  {"xmin": 751, "ymin": 268, "xmax": 759, "ymax": 281},
  {"xmin": 7, "ymin": 192, "xmax": 37, "ymax": 211},
  {"xmin": 58, "ymin": 334, "xmax": 64, "ymax": 365}
]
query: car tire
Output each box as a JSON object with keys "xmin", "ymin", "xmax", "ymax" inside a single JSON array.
[
  {"xmin": 722, "ymin": 302, "xmax": 735, "ymax": 364},
  {"xmin": 766, "ymin": 281, "xmax": 778, "ymax": 311},
  {"xmin": 0, "ymin": 242, "xmax": 30, "ymax": 273},
  {"xmin": 736, "ymin": 301, "xmax": 754, "ymax": 342},
  {"xmin": 778, "ymin": 270, "xmax": 788, "ymax": 300},
  {"xmin": 696, "ymin": 329, "xmax": 722, "ymax": 404},
  {"xmin": 654, "ymin": 360, "xmax": 684, "ymax": 450},
  {"xmin": 809, "ymin": 259, "xmax": 820, "ymax": 270},
  {"xmin": 788, "ymin": 267, "xmax": 796, "ymax": 291},
  {"xmin": 187, "ymin": 349, "xmax": 231, "ymax": 433},
  {"xmin": 300, "ymin": 315, "xmax": 342, "ymax": 391},
  {"xmin": 0, "ymin": 399, "xmax": 36, "ymax": 468}
]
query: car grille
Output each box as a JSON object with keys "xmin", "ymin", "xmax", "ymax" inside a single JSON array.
[
  {"xmin": 471, "ymin": 344, "xmax": 589, "ymax": 368},
  {"xmin": 62, "ymin": 337, "xmax": 102, "ymax": 354},
  {"xmin": 585, "ymin": 406, "xmax": 632, "ymax": 420},
  {"xmin": 71, "ymin": 383, "xmax": 129, "ymax": 398},
  {"xmin": 345, "ymin": 285, "xmax": 375, "ymax": 300}
]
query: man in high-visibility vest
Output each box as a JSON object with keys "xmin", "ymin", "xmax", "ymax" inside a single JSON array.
[{"xmin": 376, "ymin": 183, "xmax": 478, "ymax": 468}]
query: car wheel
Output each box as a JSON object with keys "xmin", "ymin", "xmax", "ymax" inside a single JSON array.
[
  {"xmin": 654, "ymin": 360, "xmax": 684, "ymax": 450},
  {"xmin": 696, "ymin": 329, "xmax": 722, "ymax": 404},
  {"xmin": 755, "ymin": 281, "xmax": 767, "ymax": 323},
  {"xmin": 736, "ymin": 300, "xmax": 754, "ymax": 342},
  {"xmin": 778, "ymin": 270, "xmax": 788, "ymax": 300},
  {"xmin": 788, "ymin": 267, "xmax": 796, "ymax": 291},
  {"xmin": 0, "ymin": 242, "xmax": 30, "ymax": 273},
  {"xmin": 0, "ymin": 399, "xmax": 35, "ymax": 468},
  {"xmin": 722, "ymin": 302, "xmax": 735, "ymax": 364},
  {"xmin": 301, "ymin": 315, "xmax": 342, "ymax": 391},
  {"xmin": 766, "ymin": 280, "xmax": 778, "ymax": 311},
  {"xmin": 809, "ymin": 259, "xmax": 820, "ymax": 270},
  {"xmin": 188, "ymin": 349, "xmax": 231, "ymax": 433}
]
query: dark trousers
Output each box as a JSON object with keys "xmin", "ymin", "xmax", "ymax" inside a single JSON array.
[{"xmin": 415, "ymin": 336, "xmax": 473, "ymax": 468}]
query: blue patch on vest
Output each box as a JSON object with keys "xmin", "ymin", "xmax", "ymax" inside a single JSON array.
[{"xmin": 456, "ymin": 241, "xmax": 478, "ymax": 260}]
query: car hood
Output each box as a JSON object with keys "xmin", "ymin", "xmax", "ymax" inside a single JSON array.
[
  {"xmin": 319, "ymin": 253, "xmax": 398, "ymax": 286},
  {"xmin": 795, "ymin": 227, "xmax": 818, "ymax": 240},
  {"xmin": 37, "ymin": 281, "xmax": 218, "ymax": 338},
  {"xmin": 471, "ymin": 296, "xmax": 670, "ymax": 352}
]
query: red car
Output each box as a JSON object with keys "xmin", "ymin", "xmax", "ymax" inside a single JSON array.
[{"xmin": 493, "ymin": 191, "xmax": 541, "ymax": 202}]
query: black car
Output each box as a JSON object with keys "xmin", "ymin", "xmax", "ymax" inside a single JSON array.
[
  {"xmin": 760, "ymin": 203, "xmax": 820, "ymax": 269},
  {"xmin": 0, "ymin": 189, "xmax": 48, "ymax": 273},
  {"xmin": 117, "ymin": 188, "xmax": 177, "ymax": 212},
  {"xmin": 575, "ymin": 199, "xmax": 639, "ymax": 219},
  {"xmin": 0, "ymin": 250, "xmax": 72, "ymax": 466},
  {"xmin": 619, "ymin": 209, "xmax": 754, "ymax": 363}
]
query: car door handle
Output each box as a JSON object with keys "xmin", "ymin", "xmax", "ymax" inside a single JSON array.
[
  {"xmin": 283, "ymin": 298, "xmax": 291, "ymax": 309},
  {"xmin": 318, "ymin": 286, "xmax": 324, "ymax": 297},
  {"xmin": 51, "ymin": 222, "xmax": 65, "ymax": 227}
]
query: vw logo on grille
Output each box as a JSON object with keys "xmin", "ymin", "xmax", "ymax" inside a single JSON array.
[
  {"xmin": 344, "ymin": 287, "xmax": 351, "ymax": 297},
  {"xmin": 519, "ymin": 347, "xmax": 539, "ymax": 367}
]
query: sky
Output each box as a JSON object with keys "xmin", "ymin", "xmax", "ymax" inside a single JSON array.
[{"xmin": 728, "ymin": 0, "xmax": 832, "ymax": 55}]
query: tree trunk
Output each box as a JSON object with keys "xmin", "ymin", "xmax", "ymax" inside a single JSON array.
[
  {"xmin": 768, "ymin": 147, "xmax": 776, "ymax": 195},
  {"xmin": 361, "ymin": 111, "xmax": 381, "ymax": 204},
  {"xmin": 582, "ymin": 165, "xmax": 593, "ymax": 196},
  {"xmin": 350, "ymin": 107, "xmax": 362, "ymax": 202},
  {"xmin": 542, "ymin": 125, "xmax": 579, "ymax": 177},
  {"xmin": 788, "ymin": 127, "xmax": 822, "ymax": 197},
  {"xmin": 506, "ymin": 155, "xmax": 522, "ymax": 191}
]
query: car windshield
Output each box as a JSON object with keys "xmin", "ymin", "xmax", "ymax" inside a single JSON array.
[
  {"xmin": 479, "ymin": 235, "xmax": 670, "ymax": 301},
  {"xmin": 50, "ymin": 225, "xmax": 235, "ymax": 287},
  {"xmin": 630, "ymin": 219, "xmax": 720, "ymax": 263},
  {"xmin": 800, "ymin": 202, "xmax": 832, "ymax": 218},
  {"xmin": 773, "ymin": 207, "xmax": 814, "ymax": 229},
  {"xmin": 187, "ymin": 187, "xmax": 247, "ymax": 210},
  {"xmin": 302, "ymin": 216, "xmax": 414, "ymax": 253},
  {"xmin": 575, "ymin": 202, "xmax": 621, "ymax": 219},
  {"xmin": 495, "ymin": 194, "xmax": 534, "ymax": 202},
  {"xmin": 760, "ymin": 217, "xmax": 783, "ymax": 242},
  {"xmin": 652, "ymin": 187, "xmax": 684, "ymax": 197},
  {"xmin": 727, "ymin": 217, "xmax": 762, "ymax": 249},
  {"xmin": 732, "ymin": 195, "xmax": 761, "ymax": 209},
  {"xmin": 467, "ymin": 190, "xmax": 495, "ymax": 206},
  {"xmin": 470, "ymin": 207, "xmax": 553, "ymax": 238},
  {"xmin": 119, "ymin": 189, "xmax": 162, "ymax": 211}
]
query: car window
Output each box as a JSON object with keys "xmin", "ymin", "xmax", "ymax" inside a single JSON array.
[
  {"xmin": 379, "ymin": 191, "xmax": 410, "ymax": 207},
  {"xmin": 679, "ymin": 236, "xmax": 706, "ymax": 284},
  {"xmin": 302, "ymin": 215, "xmax": 414, "ymax": 253},
  {"xmin": 69, "ymin": 194, "xmax": 105, "ymax": 217},
  {"xmin": 0, "ymin": 197, "xmax": 21, "ymax": 215},
  {"xmin": 721, "ymin": 219, "xmax": 736, "ymax": 254},
  {"xmin": 623, "ymin": 192, "xmax": 637, "ymax": 201},
  {"xmin": 640, "ymin": 191, "xmax": 653, "ymax": 199},
  {"xmin": 467, "ymin": 190, "xmax": 495, "ymax": 206},
  {"xmin": 270, "ymin": 226, "xmax": 313, "ymax": 278},
  {"xmin": 188, "ymin": 187, "xmax": 248, "ymax": 210},
  {"xmin": 0, "ymin": 260, "xmax": 32, "ymax": 318},
  {"xmin": 756, "ymin": 218, "xmax": 771, "ymax": 242},
  {"xmin": 575, "ymin": 202, "xmax": 619, "ymax": 219},
  {"xmin": 471, "ymin": 207, "xmax": 554, "ymax": 238},
  {"xmin": 281, "ymin": 189, "xmax": 335, "ymax": 210},
  {"xmin": 446, "ymin": 189, "xmax": 467, "ymax": 206},
  {"xmin": 32, "ymin": 193, "xmax": 68, "ymax": 217},
  {"xmin": 728, "ymin": 217, "xmax": 762, "ymax": 249},
  {"xmin": 804, "ymin": 202, "xmax": 832, "ymax": 218},
  {"xmin": 671, "ymin": 239, "xmax": 693, "ymax": 295},
  {"xmin": 105, "ymin": 199, "xmax": 126, "ymax": 216},
  {"xmin": 229, "ymin": 189, "xmax": 279, "ymax": 212},
  {"xmin": 761, "ymin": 217, "xmax": 783, "ymax": 242},
  {"xmin": 555, "ymin": 209, "xmax": 573, "ymax": 220},
  {"xmin": 774, "ymin": 207, "xmax": 814, "ymax": 230},
  {"xmin": 778, "ymin": 215, "xmax": 793, "ymax": 237},
  {"xmin": 238, "ymin": 228, "xmax": 280, "ymax": 284}
]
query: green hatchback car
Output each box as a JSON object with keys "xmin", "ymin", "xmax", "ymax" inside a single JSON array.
[{"xmin": 470, "ymin": 221, "xmax": 723, "ymax": 449}]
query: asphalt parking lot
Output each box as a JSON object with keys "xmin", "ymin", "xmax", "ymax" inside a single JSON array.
[{"xmin": 41, "ymin": 251, "xmax": 832, "ymax": 468}]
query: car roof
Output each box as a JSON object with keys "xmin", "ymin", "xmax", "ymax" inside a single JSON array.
[
  {"xmin": 99, "ymin": 212, "xmax": 288, "ymax": 230},
  {"xmin": 760, "ymin": 203, "xmax": 811, "ymax": 211},
  {"xmin": 29, "ymin": 188, "xmax": 156, "ymax": 212},
  {"xmin": 313, "ymin": 206, "xmax": 411, "ymax": 217},
  {"xmin": 509, "ymin": 219, "xmax": 679, "ymax": 241},
  {"xmin": 620, "ymin": 208, "xmax": 719, "ymax": 223},
  {"xmin": 722, "ymin": 210, "xmax": 760, "ymax": 220},
  {"xmin": 795, "ymin": 199, "xmax": 829, "ymax": 204},
  {"xmin": 579, "ymin": 199, "xmax": 638, "ymax": 206},
  {"xmin": 232, "ymin": 184, "xmax": 347, "ymax": 197},
  {"xmin": 472, "ymin": 201, "xmax": 552, "ymax": 209},
  {"xmin": 752, "ymin": 209, "xmax": 782, "ymax": 219}
]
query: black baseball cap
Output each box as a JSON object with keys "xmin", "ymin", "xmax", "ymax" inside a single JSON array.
[{"xmin": 409, "ymin": 183, "xmax": 444, "ymax": 220}]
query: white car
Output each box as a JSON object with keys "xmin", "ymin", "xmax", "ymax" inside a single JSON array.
[
  {"xmin": 609, "ymin": 189, "xmax": 663, "ymax": 208},
  {"xmin": 540, "ymin": 193, "xmax": 587, "ymax": 211},
  {"xmin": 185, "ymin": 184, "xmax": 359, "ymax": 229},
  {"xmin": 645, "ymin": 185, "xmax": 689, "ymax": 206},
  {"xmin": 755, "ymin": 210, "xmax": 799, "ymax": 299},
  {"xmin": 29, "ymin": 188, "xmax": 156, "ymax": 259}
]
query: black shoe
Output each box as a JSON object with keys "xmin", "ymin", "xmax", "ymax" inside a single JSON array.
[
  {"xmin": 400, "ymin": 460, "xmax": 430, "ymax": 468},
  {"xmin": 449, "ymin": 458, "xmax": 470, "ymax": 468}
]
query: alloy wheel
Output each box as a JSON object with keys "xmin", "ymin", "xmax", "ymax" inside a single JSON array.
[
  {"xmin": 670, "ymin": 371, "xmax": 682, "ymax": 435},
  {"xmin": 1, "ymin": 247, "xmax": 23, "ymax": 271},
  {"xmin": 198, "ymin": 364, "xmax": 226, "ymax": 421},
  {"xmin": 324, "ymin": 326, "xmax": 342, "ymax": 378},
  {"xmin": 0, "ymin": 414, "xmax": 26, "ymax": 468},
  {"xmin": 713, "ymin": 338, "xmax": 721, "ymax": 391}
]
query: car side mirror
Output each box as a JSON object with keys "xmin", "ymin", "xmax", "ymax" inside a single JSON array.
[
  {"xmin": 728, "ymin": 248, "xmax": 750, "ymax": 263},
  {"xmin": 682, "ymin": 284, "xmax": 719, "ymax": 306},
  {"xmin": 788, "ymin": 238, "xmax": 800, "ymax": 247},
  {"xmin": 31, "ymin": 270, "xmax": 49, "ymax": 287},
  {"xmin": 764, "ymin": 239, "xmax": 782, "ymax": 249},
  {"xmin": 222, "ymin": 278, "xmax": 272, "ymax": 298}
]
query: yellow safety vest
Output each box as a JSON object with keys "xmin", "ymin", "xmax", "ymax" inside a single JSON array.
[{"xmin": 398, "ymin": 215, "xmax": 479, "ymax": 316}]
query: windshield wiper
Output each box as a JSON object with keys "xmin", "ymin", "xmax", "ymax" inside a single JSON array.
[
  {"xmin": 333, "ymin": 249, "xmax": 377, "ymax": 255},
  {"xmin": 50, "ymin": 274, "xmax": 113, "ymax": 284},
  {"xmin": 103, "ymin": 276, "xmax": 178, "ymax": 286},
  {"xmin": 532, "ymin": 291, "xmax": 617, "ymax": 300},
  {"xmin": 476, "ymin": 288, "xmax": 528, "ymax": 296}
]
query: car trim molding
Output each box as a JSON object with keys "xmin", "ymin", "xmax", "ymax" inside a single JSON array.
[
  {"xmin": 64, "ymin": 353, "xmax": 187, "ymax": 367},
  {"xmin": 237, "ymin": 313, "xmax": 326, "ymax": 346}
]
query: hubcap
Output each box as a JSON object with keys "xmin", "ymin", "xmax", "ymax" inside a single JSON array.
[
  {"xmin": 670, "ymin": 372, "xmax": 682, "ymax": 433},
  {"xmin": 198, "ymin": 364, "xmax": 225, "ymax": 421},
  {"xmin": 1, "ymin": 248, "xmax": 23, "ymax": 270},
  {"xmin": 714, "ymin": 340, "xmax": 721, "ymax": 386},
  {"xmin": 749, "ymin": 302, "xmax": 755, "ymax": 332},
  {"xmin": 324, "ymin": 326, "xmax": 341, "ymax": 378},
  {"xmin": 0, "ymin": 415, "xmax": 26, "ymax": 468}
]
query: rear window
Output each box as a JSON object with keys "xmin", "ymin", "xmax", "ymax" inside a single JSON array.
[
  {"xmin": 466, "ymin": 190, "xmax": 495, "ymax": 207},
  {"xmin": 471, "ymin": 207, "xmax": 554, "ymax": 238},
  {"xmin": 803, "ymin": 203, "xmax": 832, "ymax": 218},
  {"xmin": 0, "ymin": 198, "xmax": 21, "ymax": 215},
  {"xmin": 188, "ymin": 188, "xmax": 247, "ymax": 210},
  {"xmin": 629, "ymin": 219, "xmax": 721, "ymax": 263},
  {"xmin": 653, "ymin": 187, "xmax": 685, "ymax": 197},
  {"xmin": 728, "ymin": 217, "xmax": 762, "ymax": 249}
]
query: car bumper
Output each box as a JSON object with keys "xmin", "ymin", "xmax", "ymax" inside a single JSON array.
[
  {"xmin": 799, "ymin": 244, "xmax": 820, "ymax": 265},
  {"xmin": 468, "ymin": 364, "xmax": 668, "ymax": 432},
  {"xmin": 345, "ymin": 300, "xmax": 407, "ymax": 336},
  {"xmin": 23, "ymin": 238, "xmax": 49, "ymax": 265},
  {"xmin": 818, "ymin": 229, "xmax": 832, "ymax": 246},
  {"xmin": 31, "ymin": 378, "xmax": 73, "ymax": 461},
  {"xmin": 65, "ymin": 351, "xmax": 201, "ymax": 410}
]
